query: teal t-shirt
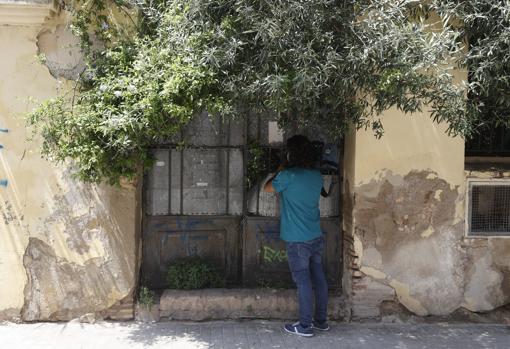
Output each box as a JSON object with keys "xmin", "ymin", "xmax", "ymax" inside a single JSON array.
[{"xmin": 272, "ymin": 167, "xmax": 323, "ymax": 242}]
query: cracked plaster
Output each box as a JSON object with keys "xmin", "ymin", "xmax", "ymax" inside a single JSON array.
[{"xmin": 0, "ymin": 11, "xmax": 139, "ymax": 321}]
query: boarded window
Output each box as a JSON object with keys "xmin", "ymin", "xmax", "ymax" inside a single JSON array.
[
  {"xmin": 468, "ymin": 181, "xmax": 510, "ymax": 236},
  {"xmin": 145, "ymin": 148, "xmax": 243, "ymax": 216}
]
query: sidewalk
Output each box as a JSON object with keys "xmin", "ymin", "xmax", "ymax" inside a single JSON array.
[{"xmin": 0, "ymin": 320, "xmax": 508, "ymax": 349}]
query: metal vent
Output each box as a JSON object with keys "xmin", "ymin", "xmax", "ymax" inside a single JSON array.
[{"xmin": 468, "ymin": 181, "xmax": 510, "ymax": 236}]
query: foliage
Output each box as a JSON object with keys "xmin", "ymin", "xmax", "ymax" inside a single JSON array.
[
  {"xmin": 246, "ymin": 141, "xmax": 283, "ymax": 190},
  {"xmin": 28, "ymin": 1, "xmax": 228, "ymax": 184},
  {"xmin": 166, "ymin": 257, "xmax": 225, "ymax": 290},
  {"xmin": 433, "ymin": 0, "xmax": 510, "ymax": 130},
  {"xmin": 246, "ymin": 141, "xmax": 266, "ymax": 190},
  {"xmin": 138, "ymin": 285, "xmax": 155, "ymax": 309},
  {"xmin": 27, "ymin": 0, "xmax": 510, "ymax": 184}
]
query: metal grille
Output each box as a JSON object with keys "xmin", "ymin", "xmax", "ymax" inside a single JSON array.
[{"xmin": 469, "ymin": 183, "xmax": 510, "ymax": 236}]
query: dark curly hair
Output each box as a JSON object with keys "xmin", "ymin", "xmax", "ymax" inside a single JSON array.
[{"xmin": 286, "ymin": 135, "xmax": 316, "ymax": 169}]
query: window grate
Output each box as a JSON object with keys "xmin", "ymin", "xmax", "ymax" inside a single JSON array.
[{"xmin": 468, "ymin": 182, "xmax": 510, "ymax": 236}]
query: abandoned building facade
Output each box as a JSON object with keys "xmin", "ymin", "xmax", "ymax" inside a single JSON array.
[{"xmin": 0, "ymin": 1, "xmax": 508, "ymax": 322}]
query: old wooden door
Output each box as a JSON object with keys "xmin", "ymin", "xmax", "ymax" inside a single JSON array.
[{"xmin": 141, "ymin": 113, "xmax": 342, "ymax": 289}]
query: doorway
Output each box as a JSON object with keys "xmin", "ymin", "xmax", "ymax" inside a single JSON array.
[{"xmin": 141, "ymin": 113, "xmax": 343, "ymax": 290}]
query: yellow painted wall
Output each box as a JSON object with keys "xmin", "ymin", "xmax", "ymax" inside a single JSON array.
[
  {"xmin": 344, "ymin": 104, "xmax": 510, "ymax": 318},
  {"xmin": 354, "ymin": 109, "xmax": 465, "ymax": 187},
  {"xmin": 0, "ymin": 7, "xmax": 139, "ymax": 321}
]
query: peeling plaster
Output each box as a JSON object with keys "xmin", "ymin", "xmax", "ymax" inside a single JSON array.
[
  {"xmin": 362, "ymin": 247, "xmax": 382, "ymax": 267},
  {"xmin": 389, "ymin": 280, "xmax": 428, "ymax": 316},
  {"xmin": 462, "ymin": 250, "xmax": 507, "ymax": 312},
  {"xmin": 354, "ymin": 170, "xmax": 465, "ymax": 316},
  {"xmin": 21, "ymin": 237, "xmax": 133, "ymax": 321},
  {"xmin": 0, "ymin": 307, "xmax": 20, "ymax": 321},
  {"xmin": 353, "ymin": 234, "xmax": 363, "ymax": 260},
  {"xmin": 360, "ymin": 266, "xmax": 387, "ymax": 280},
  {"xmin": 352, "ymin": 168, "xmax": 510, "ymax": 318},
  {"xmin": 37, "ymin": 23, "xmax": 85, "ymax": 80},
  {"xmin": 0, "ymin": 13, "xmax": 139, "ymax": 321},
  {"xmin": 421, "ymin": 226, "xmax": 435, "ymax": 238}
]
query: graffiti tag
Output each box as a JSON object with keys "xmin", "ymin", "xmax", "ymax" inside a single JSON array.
[
  {"xmin": 262, "ymin": 246, "xmax": 287, "ymax": 263},
  {"xmin": 160, "ymin": 216, "xmax": 214, "ymax": 256},
  {"xmin": 255, "ymin": 222, "xmax": 280, "ymax": 243}
]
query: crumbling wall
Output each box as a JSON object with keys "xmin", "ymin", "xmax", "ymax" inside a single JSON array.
[
  {"xmin": 343, "ymin": 108, "xmax": 510, "ymax": 320},
  {"xmin": 0, "ymin": 8, "xmax": 139, "ymax": 321},
  {"xmin": 353, "ymin": 170, "xmax": 465, "ymax": 316},
  {"xmin": 461, "ymin": 169, "xmax": 510, "ymax": 313}
]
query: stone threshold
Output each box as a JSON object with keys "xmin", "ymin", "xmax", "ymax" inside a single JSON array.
[{"xmin": 139, "ymin": 288, "xmax": 347, "ymax": 322}]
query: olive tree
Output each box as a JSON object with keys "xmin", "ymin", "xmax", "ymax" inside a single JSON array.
[{"xmin": 28, "ymin": 0, "xmax": 510, "ymax": 184}]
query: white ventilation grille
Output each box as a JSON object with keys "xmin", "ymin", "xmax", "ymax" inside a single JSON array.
[{"xmin": 468, "ymin": 180, "xmax": 510, "ymax": 237}]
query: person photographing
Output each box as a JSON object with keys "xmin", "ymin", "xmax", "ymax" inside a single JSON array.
[{"xmin": 263, "ymin": 135, "xmax": 330, "ymax": 337}]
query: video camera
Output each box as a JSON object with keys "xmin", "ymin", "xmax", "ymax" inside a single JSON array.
[{"xmin": 311, "ymin": 141, "xmax": 339, "ymax": 175}]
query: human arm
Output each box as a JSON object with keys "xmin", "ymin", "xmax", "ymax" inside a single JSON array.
[
  {"xmin": 263, "ymin": 164, "xmax": 286, "ymax": 193},
  {"xmin": 263, "ymin": 174, "xmax": 277, "ymax": 193}
]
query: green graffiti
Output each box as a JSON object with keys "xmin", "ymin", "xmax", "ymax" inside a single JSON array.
[{"xmin": 262, "ymin": 246, "xmax": 287, "ymax": 263}]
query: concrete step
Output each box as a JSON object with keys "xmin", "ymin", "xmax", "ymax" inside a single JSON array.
[{"xmin": 158, "ymin": 288, "xmax": 347, "ymax": 321}]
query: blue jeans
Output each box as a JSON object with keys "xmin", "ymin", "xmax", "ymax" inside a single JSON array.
[{"xmin": 286, "ymin": 236, "xmax": 328, "ymax": 327}]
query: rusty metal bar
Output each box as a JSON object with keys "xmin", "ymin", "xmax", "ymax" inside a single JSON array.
[
  {"xmin": 146, "ymin": 144, "xmax": 241, "ymax": 150},
  {"xmin": 226, "ymin": 119, "xmax": 231, "ymax": 215},
  {"xmin": 180, "ymin": 149, "xmax": 184, "ymax": 215},
  {"xmin": 167, "ymin": 149, "xmax": 171, "ymax": 215},
  {"xmin": 242, "ymin": 114, "xmax": 248, "ymax": 216}
]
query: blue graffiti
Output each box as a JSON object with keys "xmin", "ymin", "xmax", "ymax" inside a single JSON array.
[
  {"xmin": 0, "ymin": 145, "xmax": 3, "ymax": 149},
  {"xmin": 175, "ymin": 216, "xmax": 204, "ymax": 232},
  {"xmin": 255, "ymin": 222, "xmax": 280, "ymax": 242},
  {"xmin": 161, "ymin": 216, "xmax": 213, "ymax": 256},
  {"xmin": 0, "ymin": 128, "xmax": 8, "ymax": 133}
]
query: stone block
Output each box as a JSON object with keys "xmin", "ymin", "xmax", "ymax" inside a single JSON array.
[{"xmin": 159, "ymin": 288, "xmax": 346, "ymax": 321}]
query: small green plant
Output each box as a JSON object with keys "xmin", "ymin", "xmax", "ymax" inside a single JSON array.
[
  {"xmin": 138, "ymin": 286, "xmax": 155, "ymax": 309},
  {"xmin": 166, "ymin": 257, "xmax": 225, "ymax": 290}
]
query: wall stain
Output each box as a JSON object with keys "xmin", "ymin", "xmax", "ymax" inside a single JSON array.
[
  {"xmin": 350, "ymin": 169, "xmax": 510, "ymax": 317},
  {"xmin": 353, "ymin": 170, "xmax": 466, "ymax": 316},
  {"xmin": 0, "ymin": 200, "xmax": 24, "ymax": 225}
]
